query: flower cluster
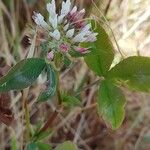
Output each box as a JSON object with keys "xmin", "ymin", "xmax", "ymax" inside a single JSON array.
[{"xmin": 33, "ymin": 0, "xmax": 98, "ymax": 60}]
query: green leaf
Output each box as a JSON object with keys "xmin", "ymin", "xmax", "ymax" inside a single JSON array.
[
  {"xmin": 36, "ymin": 142, "xmax": 52, "ymax": 150},
  {"xmin": 0, "ymin": 58, "xmax": 46, "ymax": 93},
  {"xmin": 33, "ymin": 129, "xmax": 52, "ymax": 142},
  {"xmin": 11, "ymin": 136, "xmax": 17, "ymax": 150},
  {"xmin": 61, "ymin": 92, "xmax": 81, "ymax": 107},
  {"xmin": 83, "ymin": 21, "xmax": 114, "ymax": 76},
  {"xmin": 98, "ymin": 80, "xmax": 126, "ymax": 129},
  {"xmin": 27, "ymin": 143, "xmax": 37, "ymax": 150},
  {"xmin": 37, "ymin": 65, "xmax": 57, "ymax": 102},
  {"xmin": 107, "ymin": 56, "xmax": 150, "ymax": 92},
  {"xmin": 27, "ymin": 142, "xmax": 52, "ymax": 150},
  {"xmin": 55, "ymin": 141, "xmax": 77, "ymax": 150}
]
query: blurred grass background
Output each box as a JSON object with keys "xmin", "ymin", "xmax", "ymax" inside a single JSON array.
[{"xmin": 0, "ymin": 0, "xmax": 150, "ymax": 149}]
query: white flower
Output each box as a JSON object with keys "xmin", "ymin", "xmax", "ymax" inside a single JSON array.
[
  {"xmin": 47, "ymin": 0, "xmax": 58, "ymax": 29},
  {"xmin": 50, "ymin": 29, "xmax": 60, "ymax": 40},
  {"xmin": 64, "ymin": 23, "xmax": 69, "ymax": 31},
  {"xmin": 66, "ymin": 29, "xmax": 75, "ymax": 38},
  {"xmin": 58, "ymin": 0, "xmax": 71, "ymax": 23},
  {"xmin": 33, "ymin": 12, "xmax": 48, "ymax": 29},
  {"xmin": 33, "ymin": 0, "xmax": 98, "ymax": 58},
  {"xmin": 72, "ymin": 33, "xmax": 86, "ymax": 43},
  {"xmin": 58, "ymin": 15, "xmax": 65, "ymax": 24},
  {"xmin": 49, "ymin": 14, "xmax": 58, "ymax": 29},
  {"xmin": 72, "ymin": 30, "xmax": 89, "ymax": 43},
  {"xmin": 82, "ymin": 24, "xmax": 91, "ymax": 32},
  {"xmin": 86, "ymin": 33, "xmax": 98, "ymax": 42},
  {"xmin": 46, "ymin": 0, "xmax": 56, "ymax": 17},
  {"xmin": 61, "ymin": 0, "xmax": 71, "ymax": 15},
  {"xmin": 72, "ymin": 23, "xmax": 96, "ymax": 43}
]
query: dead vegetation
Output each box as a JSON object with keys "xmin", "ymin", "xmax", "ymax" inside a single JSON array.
[{"xmin": 0, "ymin": 0, "xmax": 150, "ymax": 149}]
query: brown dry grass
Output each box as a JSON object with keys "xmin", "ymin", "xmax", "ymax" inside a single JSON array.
[{"xmin": 0, "ymin": 0, "xmax": 150, "ymax": 149}]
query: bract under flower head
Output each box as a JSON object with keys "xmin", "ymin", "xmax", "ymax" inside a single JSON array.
[{"xmin": 33, "ymin": 0, "xmax": 98, "ymax": 60}]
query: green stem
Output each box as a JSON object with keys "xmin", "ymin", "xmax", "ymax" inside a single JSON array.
[
  {"xmin": 46, "ymin": 59, "xmax": 61, "ymax": 72},
  {"xmin": 22, "ymin": 28, "xmax": 37, "ymax": 143},
  {"xmin": 56, "ymin": 72, "xmax": 62, "ymax": 105}
]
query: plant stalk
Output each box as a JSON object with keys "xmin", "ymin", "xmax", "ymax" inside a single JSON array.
[
  {"xmin": 56, "ymin": 72, "xmax": 62, "ymax": 105},
  {"xmin": 39, "ymin": 110, "xmax": 59, "ymax": 133}
]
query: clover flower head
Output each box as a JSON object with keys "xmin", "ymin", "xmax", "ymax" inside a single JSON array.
[{"xmin": 33, "ymin": 0, "xmax": 98, "ymax": 60}]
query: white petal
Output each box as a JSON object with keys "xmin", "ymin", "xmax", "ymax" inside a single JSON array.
[
  {"xmin": 74, "ymin": 24, "xmax": 91, "ymax": 39},
  {"xmin": 58, "ymin": 15, "xmax": 65, "ymax": 23},
  {"xmin": 47, "ymin": 0, "xmax": 58, "ymax": 28},
  {"xmin": 64, "ymin": 23, "xmax": 69, "ymax": 31},
  {"xmin": 72, "ymin": 24, "xmax": 93, "ymax": 42},
  {"xmin": 86, "ymin": 33, "xmax": 98, "ymax": 42},
  {"xmin": 80, "ymin": 38, "xmax": 86, "ymax": 42},
  {"xmin": 60, "ymin": 0, "xmax": 71, "ymax": 17},
  {"xmin": 86, "ymin": 31, "xmax": 92, "ymax": 36},
  {"xmin": 72, "ymin": 33, "xmax": 85, "ymax": 42},
  {"xmin": 77, "ymin": 30, "xmax": 88, "ymax": 38},
  {"xmin": 49, "ymin": 14, "xmax": 58, "ymax": 29},
  {"xmin": 70, "ymin": 6, "xmax": 77, "ymax": 15},
  {"xmin": 82, "ymin": 23, "xmax": 91, "ymax": 32},
  {"xmin": 66, "ymin": 29, "xmax": 75, "ymax": 38},
  {"xmin": 64, "ymin": 20, "xmax": 68, "ymax": 24},
  {"xmin": 47, "ymin": 0, "xmax": 56, "ymax": 17},
  {"xmin": 50, "ymin": 29, "xmax": 61, "ymax": 40},
  {"xmin": 33, "ymin": 12, "xmax": 48, "ymax": 29}
]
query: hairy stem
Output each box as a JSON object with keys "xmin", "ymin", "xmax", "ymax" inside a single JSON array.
[{"xmin": 22, "ymin": 29, "xmax": 37, "ymax": 142}]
